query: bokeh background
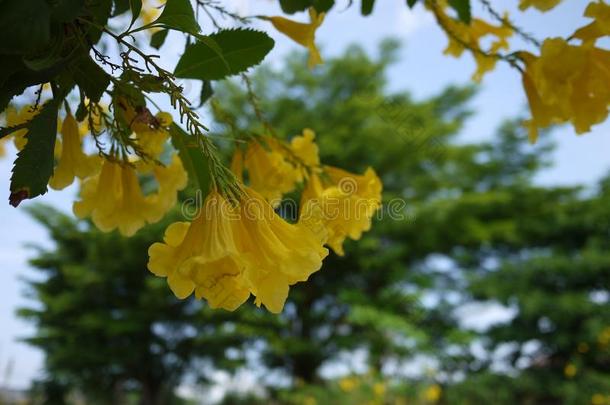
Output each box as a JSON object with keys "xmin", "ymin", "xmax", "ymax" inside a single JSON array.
[{"xmin": 1, "ymin": 0, "xmax": 609, "ymax": 403}]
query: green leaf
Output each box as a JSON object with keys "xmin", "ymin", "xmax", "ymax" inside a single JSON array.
[
  {"xmin": 174, "ymin": 29, "xmax": 274, "ymax": 81},
  {"xmin": 0, "ymin": 61, "xmax": 67, "ymax": 113},
  {"xmin": 169, "ymin": 123, "xmax": 210, "ymax": 192},
  {"xmin": 50, "ymin": 0, "xmax": 86, "ymax": 22},
  {"xmin": 112, "ymin": 0, "xmax": 130, "ymax": 15},
  {"xmin": 312, "ymin": 0, "xmax": 334, "ymax": 12},
  {"xmin": 406, "ymin": 0, "xmax": 419, "ymax": 8},
  {"xmin": 70, "ymin": 55, "xmax": 110, "ymax": 103},
  {"xmin": 0, "ymin": 0, "xmax": 51, "ymax": 54},
  {"xmin": 152, "ymin": 0, "xmax": 200, "ymax": 34},
  {"xmin": 449, "ymin": 0, "xmax": 471, "ymax": 24},
  {"xmin": 86, "ymin": 0, "xmax": 113, "ymax": 43},
  {"xmin": 128, "ymin": 0, "xmax": 142, "ymax": 29},
  {"xmin": 198, "ymin": 81, "xmax": 214, "ymax": 107},
  {"xmin": 361, "ymin": 0, "xmax": 375, "ymax": 15},
  {"xmin": 9, "ymin": 100, "xmax": 60, "ymax": 206},
  {"xmin": 150, "ymin": 29, "xmax": 169, "ymax": 49},
  {"xmin": 279, "ymin": 0, "xmax": 311, "ymax": 14}
]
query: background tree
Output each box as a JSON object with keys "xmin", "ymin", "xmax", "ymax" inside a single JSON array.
[
  {"xmin": 18, "ymin": 205, "xmax": 249, "ymax": 405},
  {"xmin": 443, "ymin": 176, "xmax": 610, "ymax": 405},
  {"xmin": 19, "ymin": 41, "xmax": 610, "ymax": 405},
  {"xmin": 209, "ymin": 40, "xmax": 556, "ymax": 393}
]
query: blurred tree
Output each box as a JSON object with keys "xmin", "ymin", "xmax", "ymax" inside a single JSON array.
[
  {"xmin": 19, "ymin": 41, "xmax": 610, "ymax": 405},
  {"xmin": 210, "ymin": 40, "xmax": 556, "ymax": 392},
  {"xmin": 18, "ymin": 206, "xmax": 248, "ymax": 405},
  {"xmin": 443, "ymin": 177, "xmax": 610, "ymax": 405}
]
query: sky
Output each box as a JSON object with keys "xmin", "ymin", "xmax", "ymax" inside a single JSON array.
[{"xmin": 0, "ymin": 0, "xmax": 606, "ymax": 391}]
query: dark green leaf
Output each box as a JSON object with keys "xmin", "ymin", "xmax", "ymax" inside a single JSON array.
[
  {"xmin": 198, "ymin": 81, "xmax": 213, "ymax": 107},
  {"xmin": 50, "ymin": 0, "xmax": 86, "ymax": 22},
  {"xmin": 71, "ymin": 55, "xmax": 110, "ymax": 102},
  {"xmin": 128, "ymin": 0, "xmax": 142, "ymax": 29},
  {"xmin": 22, "ymin": 27, "xmax": 67, "ymax": 72},
  {"xmin": 170, "ymin": 123, "xmax": 210, "ymax": 192},
  {"xmin": 152, "ymin": 0, "xmax": 200, "ymax": 34},
  {"xmin": 406, "ymin": 0, "xmax": 419, "ymax": 8},
  {"xmin": 279, "ymin": 0, "xmax": 311, "ymax": 14},
  {"xmin": 0, "ymin": 0, "xmax": 51, "ymax": 54},
  {"xmin": 86, "ymin": 0, "xmax": 113, "ymax": 43},
  {"xmin": 150, "ymin": 29, "xmax": 169, "ymax": 49},
  {"xmin": 449, "ymin": 0, "xmax": 471, "ymax": 24},
  {"xmin": 0, "ymin": 61, "xmax": 67, "ymax": 113},
  {"xmin": 112, "ymin": 0, "xmax": 130, "ymax": 15},
  {"xmin": 312, "ymin": 0, "xmax": 334, "ymax": 12},
  {"xmin": 174, "ymin": 29, "xmax": 274, "ymax": 81},
  {"xmin": 9, "ymin": 100, "xmax": 60, "ymax": 206},
  {"xmin": 361, "ymin": 0, "xmax": 375, "ymax": 15}
]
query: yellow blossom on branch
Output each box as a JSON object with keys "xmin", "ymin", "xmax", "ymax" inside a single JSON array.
[
  {"xmin": 234, "ymin": 137, "xmax": 302, "ymax": 207},
  {"xmin": 519, "ymin": 0, "xmax": 562, "ymax": 12},
  {"xmin": 73, "ymin": 155, "xmax": 186, "ymax": 236},
  {"xmin": 430, "ymin": 1, "xmax": 513, "ymax": 81},
  {"xmin": 264, "ymin": 8, "xmax": 325, "ymax": 69},
  {"xmin": 5, "ymin": 106, "xmax": 38, "ymax": 150},
  {"xmin": 301, "ymin": 166, "xmax": 382, "ymax": 256},
  {"xmin": 49, "ymin": 112, "xmax": 101, "ymax": 190},
  {"xmin": 147, "ymin": 187, "xmax": 328, "ymax": 313},
  {"xmin": 521, "ymin": 37, "xmax": 610, "ymax": 142}
]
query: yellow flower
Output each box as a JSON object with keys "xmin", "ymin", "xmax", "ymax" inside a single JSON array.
[
  {"xmin": 235, "ymin": 187, "xmax": 328, "ymax": 313},
  {"xmin": 141, "ymin": 0, "xmax": 162, "ymax": 26},
  {"xmin": 290, "ymin": 128, "xmax": 320, "ymax": 169},
  {"xmin": 148, "ymin": 191, "xmax": 251, "ymax": 307},
  {"xmin": 74, "ymin": 155, "xmax": 186, "ymax": 236},
  {"xmin": 519, "ymin": 0, "xmax": 562, "ymax": 11},
  {"xmin": 373, "ymin": 382, "xmax": 386, "ymax": 397},
  {"xmin": 240, "ymin": 137, "xmax": 302, "ymax": 207},
  {"xmin": 140, "ymin": 154, "xmax": 188, "ymax": 220},
  {"xmin": 592, "ymin": 394, "xmax": 607, "ymax": 405},
  {"xmin": 135, "ymin": 112, "xmax": 172, "ymax": 159},
  {"xmin": 5, "ymin": 106, "xmax": 37, "ymax": 150},
  {"xmin": 574, "ymin": 1, "xmax": 610, "ymax": 44},
  {"xmin": 267, "ymin": 8, "xmax": 325, "ymax": 68},
  {"xmin": 564, "ymin": 363, "xmax": 577, "ymax": 378},
  {"xmin": 303, "ymin": 396, "xmax": 317, "ymax": 405},
  {"xmin": 599, "ymin": 326, "xmax": 610, "ymax": 345},
  {"xmin": 0, "ymin": 137, "xmax": 7, "ymax": 157},
  {"xmin": 338, "ymin": 376, "xmax": 358, "ymax": 392},
  {"xmin": 423, "ymin": 384, "xmax": 442, "ymax": 403},
  {"xmin": 49, "ymin": 113, "xmax": 101, "ymax": 190},
  {"xmin": 301, "ymin": 166, "xmax": 382, "ymax": 256},
  {"xmin": 521, "ymin": 38, "xmax": 610, "ymax": 141},
  {"xmin": 432, "ymin": 3, "xmax": 512, "ymax": 81},
  {"xmin": 148, "ymin": 186, "xmax": 328, "ymax": 313}
]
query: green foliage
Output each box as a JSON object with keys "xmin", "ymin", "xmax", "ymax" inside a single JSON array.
[
  {"xmin": 70, "ymin": 54, "xmax": 111, "ymax": 103},
  {"xmin": 150, "ymin": 29, "xmax": 169, "ymax": 49},
  {"xmin": 279, "ymin": 0, "xmax": 335, "ymax": 14},
  {"xmin": 361, "ymin": 0, "xmax": 376, "ymax": 16},
  {"xmin": 448, "ymin": 0, "xmax": 471, "ymax": 24},
  {"xmin": 175, "ymin": 29, "xmax": 275, "ymax": 81},
  {"xmin": 9, "ymin": 100, "xmax": 59, "ymax": 206},
  {"xmin": 170, "ymin": 123, "xmax": 211, "ymax": 192},
  {"xmin": 19, "ymin": 205, "xmax": 249, "ymax": 403},
  {"xmin": 148, "ymin": 0, "xmax": 200, "ymax": 34}
]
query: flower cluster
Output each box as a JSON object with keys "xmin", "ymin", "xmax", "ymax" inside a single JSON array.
[
  {"xmin": 522, "ymin": 1, "xmax": 610, "ymax": 142},
  {"xmin": 3, "ymin": 103, "xmax": 187, "ymax": 236},
  {"xmin": 431, "ymin": 1, "xmax": 513, "ymax": 82},
  {"xmin": 148, "ymin": 129, "xmax": 382, "ymax": 313}
]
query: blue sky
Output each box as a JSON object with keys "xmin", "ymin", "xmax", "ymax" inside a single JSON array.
[{"xmin": 0, "ymin": 0, "xmax": 604, "ymax": 390}]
